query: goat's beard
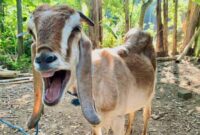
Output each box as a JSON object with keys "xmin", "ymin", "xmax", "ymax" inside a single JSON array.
[{"xmin": 42, "ymin": 70, "xmax": 71, "ymax": 106}]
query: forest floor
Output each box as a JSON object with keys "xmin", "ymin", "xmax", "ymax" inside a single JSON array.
[{"xmin": 0, "ymin": 60, "xmax": 200, "ymax": 135}]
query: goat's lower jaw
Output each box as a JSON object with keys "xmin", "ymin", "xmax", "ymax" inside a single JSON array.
[{"xmin": 42, "ymin": 70, "xmax": 71, "ymax": 106}]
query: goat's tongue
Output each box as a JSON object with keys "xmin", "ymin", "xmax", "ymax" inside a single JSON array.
[
  {"xmin": 45, "ymin": 77, "xmax": 62, "ymax": 103},
  {"xmin": 41, "ymin": 71, "xmax": 55, "ymax": 78}
]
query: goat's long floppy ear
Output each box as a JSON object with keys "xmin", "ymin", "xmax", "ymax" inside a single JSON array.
[
  {"xmin": 78, "ymin": 11, "xmax": 94, "ymax": 26},
  {"xmin": 76, "ymin": 35, "xmax": 101, "ymax": 125}
]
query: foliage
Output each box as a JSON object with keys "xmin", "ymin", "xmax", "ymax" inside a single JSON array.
[
  {"xmin": 0, "ymin": 54, "xmax": 31, "ymax": 71},
  {"xmin": 0, "ymin": 0, "xmax": 198, "ymax": 71},
  {"xmin": 193, "ymin": 0, "xmax": 200, "ymax": 4},
  {"xmin": 168, "ymin": 0, "xmax": 188, "ymax": 30},
  {"xmin": 102, "ymin": 0, "xmax": 141, "ymax": 47}
]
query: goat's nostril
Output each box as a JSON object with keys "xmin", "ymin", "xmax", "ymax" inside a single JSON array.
[
  {"xmin": 35, "ymin": 57, "xmax": 42, "ymax": 64},
  {"xmin": 35, "ymin": 53, "xmax": 57, "ymax": 65},
  {"xmin": 45, "ymin": 55, "xmax": 57, "ymax": 63}
]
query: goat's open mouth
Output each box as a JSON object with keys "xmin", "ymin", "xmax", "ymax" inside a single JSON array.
[{"xmin": 42, "ymin": 70, "xmax": 71, "ymax": 106}]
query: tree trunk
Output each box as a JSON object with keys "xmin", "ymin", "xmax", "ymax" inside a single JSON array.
[
  {"xmin": 139, "ymin": 0, "xmax": 153, "ymax": 29},
  {"xmin": 16, "ymin": 0, "xmax": 24, "ymax": 58},
  {"xmin": 163, "ymin": 0, "xmax": 168, "ymax": 55},
  {"xmin": 181, "ymin": 3, "xmax": 200, "ymax": 54},
  {"xmin": 156, "ymin": 0, "xmax": 165, "ymax": 57},
  {"xmin": 183, "ymin": 0, "xmax": 192, "ymax": 35},
  {"xmin": 172, "ymin": 0, "xmax": 178, "ymax": 56},
  {"xmin": 88, "ymin": 0, "xmax": 102, "ymax": 49},
  {"xmin": 124, "ymin": 0, "xmax": 130, "ymax": 32}
]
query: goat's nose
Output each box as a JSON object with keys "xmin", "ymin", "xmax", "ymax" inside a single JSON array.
[
  {"xmin": 35, "ymin": 53, "xmax": 57, "ymax": 64},
  {"xmin": 45, "ymin": 55, "xmax": 57, "ymax": 63}
]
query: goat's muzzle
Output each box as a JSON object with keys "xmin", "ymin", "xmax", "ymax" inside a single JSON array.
[{"xmin": 34, "ymin": 50, "xmax": 71, "ymax": 106}]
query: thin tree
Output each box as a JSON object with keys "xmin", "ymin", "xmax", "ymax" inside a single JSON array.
[
  {"xmin": 163, "ymin": 0, "xmax": 168, "ymax": 55},
  {"xmin": 129, "ymin": 0, "xmax": 135, "ymax": 28},
  {"xmin": 16, "ymin": 0, "xmax": 24, "ymax": 58},
  {"xmin": 88, "ymin": 0, "xmax": 102, "ymax": 48},
  {"xmin": 139, "ymin": 0, "xmax": 153, "ymax": 29},
  {"xmin": 172, "ymin": 0, "xmax": 178, "ymax": 55},
  {"xmin": 98, "ymin": 0, "xmax": 103, "ymax": 43},
  {"xmin": 156, "ymin": 0, "xmax": 165, "ymax": 56},
  {"xmin": 0, "ymin": 0, "xmax": 4, "ymax": 32},
  {"xmin": 124, "ymin": 0, "xmax": 130, "ymax": 32}
]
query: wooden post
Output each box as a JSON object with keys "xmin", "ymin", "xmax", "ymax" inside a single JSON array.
[{"xmin": 16, "ymin": 0, "xmax": 24, "ymax": 58}]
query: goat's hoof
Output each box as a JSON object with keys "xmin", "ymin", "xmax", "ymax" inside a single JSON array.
[{"xmin": 71, "ymin": 98, "xmax": 80, "ymax": 106}]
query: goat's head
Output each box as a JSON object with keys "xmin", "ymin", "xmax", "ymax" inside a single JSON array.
[{"xmin": 28, "ymin": 4, "xmax": 100, "ymax": 125}]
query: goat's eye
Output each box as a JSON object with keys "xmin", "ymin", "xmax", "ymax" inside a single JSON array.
[
  {"xmin": 28, "ymin": 28, "xmax": 36, "ymax": 40},
  {"xmin": 72, "ymin": 25, "xmax": 81, "ymax": 32}
]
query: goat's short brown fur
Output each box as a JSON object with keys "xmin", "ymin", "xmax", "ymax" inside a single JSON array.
[{"xmin": 27, "ymin": 4, "xmax": 156, "ymax": 135}]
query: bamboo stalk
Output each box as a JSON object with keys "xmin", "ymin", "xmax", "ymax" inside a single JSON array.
[{"xmin": 176, "ymin": 27, "xmax": 200, "ymax": 62}]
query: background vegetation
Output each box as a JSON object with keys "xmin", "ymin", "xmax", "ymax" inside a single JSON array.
[{"xmin": 0, "ymin": 0, "xmax": 200, "ymax": 72}]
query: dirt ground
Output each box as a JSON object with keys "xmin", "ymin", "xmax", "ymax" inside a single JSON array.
[{"xmin": 0, "ymin": 60, "xmax": 200, "ymax": 135}]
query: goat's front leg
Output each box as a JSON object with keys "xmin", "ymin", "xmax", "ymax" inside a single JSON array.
[
  {"xmin": 142, "ymin": 104, "xmax": 151, "ymax": 135},
  {"xmin": 125, "ymin": 112, "xmax": 135, "ymax": 135},
  {"xmin": 67, "ymin": 73, "xmax": 78, "ymax": 97},
  {"xmin": 111, "ymin": 116, "xmax": 125, "ymax": 135},
  {"xmin": 92, "ymin": 126, "xmax": 102, "ymax": 135}
]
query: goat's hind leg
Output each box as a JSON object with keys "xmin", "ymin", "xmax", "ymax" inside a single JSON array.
[
  {"xmin": 142, "ymin": 104, "xmax": 151, "ymax": 135},
  {"xmin": 111, "ymin": 116, "xmax": 125, "ymax": 135},
  {"xmin": 125, "ymin": 112, "xmax": 135, "ymax": 135},
  {"xmin": 92, "ymin": 126, "xmax": 102, "ymax": 135}
]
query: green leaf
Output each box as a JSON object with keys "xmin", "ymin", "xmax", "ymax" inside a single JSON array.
[{"xmin": 193, "ymin": 0, "xmax": 200, "ymax": 5}]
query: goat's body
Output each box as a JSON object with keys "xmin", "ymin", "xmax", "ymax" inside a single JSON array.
[{"xmin": 91, "ymin": 46, "xmax": 156, "ymax": 134}]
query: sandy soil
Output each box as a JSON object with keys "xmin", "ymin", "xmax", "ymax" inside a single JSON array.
[{"xmin": 0, "ymin": 60, "xmax": 200, "ymax": 135}]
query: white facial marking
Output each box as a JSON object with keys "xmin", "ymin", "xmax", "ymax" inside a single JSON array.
[
  {"xmin": 28, "ymin": 10, "xmax": 54, "ymax": 42},
  {"xmin": 41, "ymin": 10, "xmax": 53, "ymax": 18},
  {"xmin": 28, "ymin": 15, "xmax": 37, "ymax": 40},
  {"xmin": 60, "ymin": 12, "xmax": 81, "ymax": 56},
  {"xmin": 62, "ymin": 36, "xmax": 80, "ymax": 101}
]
